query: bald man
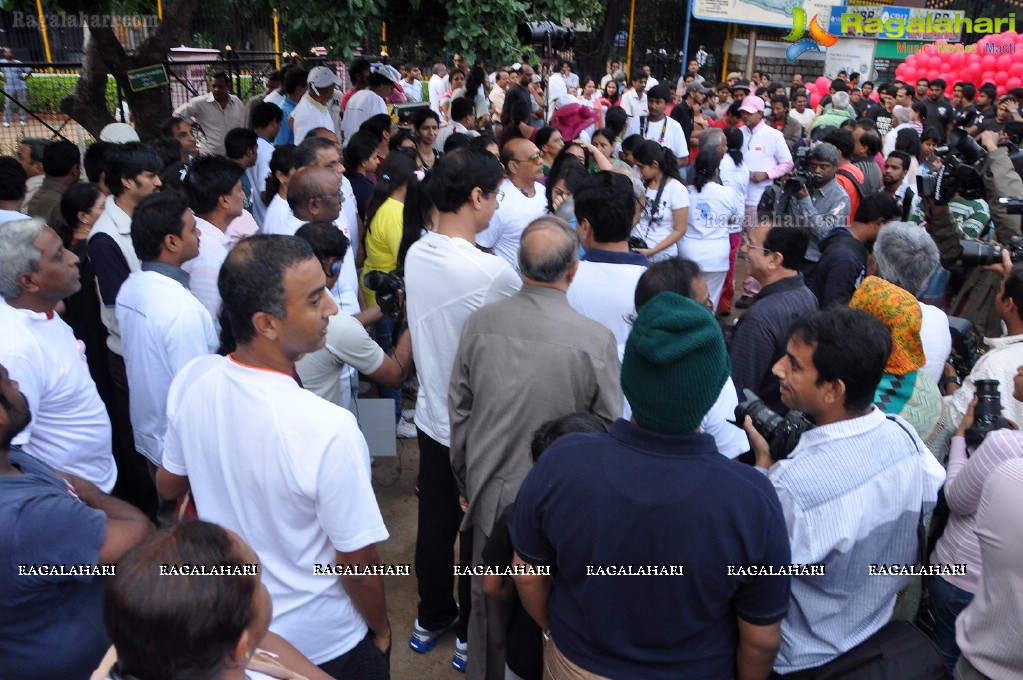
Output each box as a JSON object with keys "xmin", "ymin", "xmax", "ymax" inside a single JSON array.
[
  {"xmin": 476, "ymin": 137, "xmax": 547, "ymax": 268},
  {"xmin": 450, "ymin": 217, "xmax": 623, "ymax": 678}
]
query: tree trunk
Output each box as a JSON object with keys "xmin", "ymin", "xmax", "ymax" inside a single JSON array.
[
  {"xmin": 62, "ymin": 0, "xmax": 203, "ymax": 140},
  {"xmin": 574, "ymin": 0, "xmax": 632, "ymax": 81}
]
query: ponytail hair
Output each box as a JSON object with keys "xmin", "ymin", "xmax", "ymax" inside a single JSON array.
[
  {"xmin": 261, "ymin": 144, "xmax": 297, "ymax": 207},
  {"xmin": 366, "ymin": 149, "xmax": 419, "ymax": 233},
  {"xmin": 400, "ymin": 170, "xmax": 433, "ymax": 267},
  {"xmin": 632, "ymin": 139, "xmax": 682, "ymax": 183},
  {"xmin": 723, "ymin": 126, "xmax": 744, "ymax": 168},
  {"xmin": 692, "ymin": 149, "xmax": 721, "ymax": 193}
]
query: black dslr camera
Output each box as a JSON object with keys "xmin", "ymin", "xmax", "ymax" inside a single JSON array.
[
  {"xmin": 964, "ymin": 379, "xmax": 1013, "ymax": 448},
  {"xmin": 735, "ymin": 389, "xmax": 815, "ymax": 461},
  {"xmin": 956, "ymin": 235, "xmax": 1023, "ymax": 267},
  {"xmin": 627, "ymin": 235, "xmax": 649, "ymax": 252},
  {"xmin": 783, "ymin": 146, "xmax": 814, "ymax": 194},
  {"xmin": 916, "ymin": 127, "xmax": 987, "ymax": 205},
  {"xmin": 363, "ymin": 268, "xmax": 405, "ymax": 318},
  {"xmin": 947, "ymin": 316, "xmax": 984, "ymax": 379}
]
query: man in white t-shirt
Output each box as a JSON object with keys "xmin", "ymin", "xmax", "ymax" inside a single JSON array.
[
  {"xmin": 116, "ymin": 192, "xmax": 217, "ymax": 467},
  {"xmin": 620, "ymin": 71, "xmax": 649, "ymax": 138},
  {"xmin": 291, "ymin": 66, "xmax": 340, "ymax": 144},
  {"xmin": 567, "ymin": 171, "xmax": 648, "ymax": 348},
  {"xmin": 0, "ymin": 219, "xmax": 117, "ymax": 492},
  {"xmin": 341, "ymin": 65, "xmax": 400, "ymax": 148},
  {"xmin": 293, "ymin": 221, "xmax": 412, "ymax": 406},
  {"xmin": 476, "ymin": 138, "xmax": 547, "ymax": 268},
  {"xmin": 643, "ymin": 84, "xmax": 689, "ymax": 165},
  {"xmin": 248, "ymin": 101, "xmax": 283, "ymax": 228},
  {"xmin": 401, "ymin": 63, "xmax": 424, "ymax": 103},
  {"xmin": 157, "ymin": 235, "xmax": 391, "ymax": 678},
  {"xmin": 181, "ymin": 155, "xmax": 245, "ymax": 329},
  {"xmin": 404, "ymin": 148, "xmax": 521, "ymax": 670},
  {"xmin": 428, "ymin": 63, "xmax": 448, "ymax": 116}
]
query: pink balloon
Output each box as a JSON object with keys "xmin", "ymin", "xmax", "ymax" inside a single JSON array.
[
  {"xmin": 810, "ymin": 91, "xmax": 822, "ymax": 109},
  {"xmin": 1010, "ymin": 62, "xmax": 1023, "ymax": 77},
  {"xmin": 869, "ymin": 91, "xmax": 880, "ymax": 102},
  {"xmin": 950, "ymin": 51, "xmax": 965, "ymax": 67},
  {"xmin": 998, "ymin": 54, "xmax": 1013, "ymax": 70},
  {"xmin": 930, "ymin": 55, "xmax": 944, "ymax": 70},
  {"xmin": 815, "ymin": 76, "xmax": 831, "ymax": 91},
  {"xmin": 982, "ymin": 54, "xmax": 997, "ymax": 69},
  {"xmin": 1007, "ymin": 77, "xmax": 1023, "ymax": 90},
  {"xmin": 997, "ymin": 70, "xmax": 1009, "ymax": 85}
]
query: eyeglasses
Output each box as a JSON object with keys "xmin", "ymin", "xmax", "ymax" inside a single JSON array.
[
  {"xmin": 482, "ymin": 188, "xmax": 505, "ymax": 201},
  {"xmin": 314, "ymin": 186, "xmax": 345, "ymax": 203},
  {"xmin": 741, "ymin": 233, "xmax": 773, "ymax": 254},
  {"xmin": 510, "ymin": 151, "xmax": 542, "ymax": 164}
]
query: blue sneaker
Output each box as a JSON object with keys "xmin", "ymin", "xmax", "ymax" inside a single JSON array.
[
  {"xmin": 408, "ymin": 617, "xmax": 457, "ymax": 653},
  {"xmin": 451, "ymin": 638, "xmax": 468, "ymax": 672}
]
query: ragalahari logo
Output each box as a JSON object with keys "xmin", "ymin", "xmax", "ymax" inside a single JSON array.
[{"xmin": 784, "ymin": 8, "xmax": 839, "ymax": 62}]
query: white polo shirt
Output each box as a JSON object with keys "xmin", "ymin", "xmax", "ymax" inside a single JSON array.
[
  {"xmin": 116, "ymin": 267, "xmax": 218, "ymax": 465},
  {"xmin": 405, "ymin": 231, "xmax": 521, "ymax": 446},
  {"xmin": 566, "ymin": 249, "xmax": 649, "ymax": 348},
  {"xmin": 296, "ymin": 313, "xmax": 385, "ymax": 406},
  {"xmin": 476, "ymin": 177, "xmax": 547, "ymax": 269},
  {"xmin": 620, "ymin": 89, "xmax": 648, "ymax": 137},
  {"xmin": 0, "ymin": 300, "xmax": 116, "ymax": 492},
  {"xmin": 162, "ymin": 354, "xmax": 388, "ymax": 664},
  {"xmin": 261, "ymin": 193, "xmax": 293, "ymax": 236},
  {"xmin": 340, "ymin": 90, "xmax": 387, "ymax": 147},
  {"xmin": 741, "ymin": 120, "xmax": 794, "ymax": 208}
]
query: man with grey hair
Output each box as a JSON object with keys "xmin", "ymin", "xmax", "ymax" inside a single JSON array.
[
  {"xmin": 775, "ymin": 141, "xmax": 850, "ymax": 263},
  {"xmin": 810, "ymin": 91, "xmax": 853, "ymax": 131},
  {"xmin": 873, "ymin": 221, "xmax": 951, "ymax": 384},
  {"xmin": 0, "ymin": 219, "xmax": 117, "ymax": 492},
  {"xmin": 429, "ymin": 63, "xmax": 449, "ymax": 117},
  {"xmin": 450, "ymin": 216, "xmax": 623, "ymax": 678},
  {"xmin": 883, "ymin": 105, "xmax": 916, "ymax": 155}
]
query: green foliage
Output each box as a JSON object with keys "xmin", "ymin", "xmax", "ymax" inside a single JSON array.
[{"xmin": 21, "ymin": 73, "xmax": 119, "ymax": 114}]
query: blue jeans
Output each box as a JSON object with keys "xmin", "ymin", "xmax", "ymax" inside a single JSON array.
[
  {"xmin": 927, "ymin": 574, "xmax": 974, "ymax": 672},
  {"xmin": 4, "ymin": 88, "xmax": 27, "ymax": 124},
  {"xmin": 373, "ymin": 315, "xmax": 401, "ymax": 423}
]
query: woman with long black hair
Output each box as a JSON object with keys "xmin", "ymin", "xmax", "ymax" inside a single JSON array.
[
  {"xmin": 260, "ymin": 144, "xmax": 299, "ymax": 236},
  {"xmin": 716, "ymin": 126, "xmax": 750, "ymax": 315},
  {"xmin": 629, "ymin": 140, "xmax": 689, "ymax": 262},
  {"xmin": 413, "ymin": 107, "xmax": 442, "ymax": 171},
  {"xmin": 343, "ymin": 129, "xmax": 381, "ymax": 224}
]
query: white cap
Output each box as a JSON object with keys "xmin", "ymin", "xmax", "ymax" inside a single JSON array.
[
  {"xmin": 373, "ymin": 64, "xmax": 402, "ymax": 85},
  {"xmin": 99, "ymin": 122, "xmax": 140, "ymax": 143},
  {"xmin": 307, "ymin": 66, "xmax": 342, "ymax": 91}
]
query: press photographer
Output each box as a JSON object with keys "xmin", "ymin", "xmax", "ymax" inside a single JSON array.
[
  {"xmin": 923, "ymin": 130, "xmax": 1023, "ymax": 337},
  {"xmin": 742, "ymin": 307, "xmax": 945, "ymax": 677},
  {"xmin": 943, "ymin": 254, "xmax": 1023, "ymax": 432},
  {"xmin": 772, "ymin": 142, "xmax": 851, "ymax": 264}
]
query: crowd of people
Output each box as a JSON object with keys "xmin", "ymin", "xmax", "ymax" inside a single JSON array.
[{"xmin": 2, "ymin": 50, "xmax": 1023, "ymax": 680}]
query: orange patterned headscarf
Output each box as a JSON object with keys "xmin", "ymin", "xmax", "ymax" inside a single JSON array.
[{"xmin": 849, "ymin": 276, "xmax": 925, "ymax": 375}]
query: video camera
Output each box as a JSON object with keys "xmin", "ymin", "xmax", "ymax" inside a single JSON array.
[
  {"xmin": 783, "ymin": 146, "xmax": 814, "ymax": 194},
  {"xmin": 363, "ymin": 268, "xmax": 405, "ymax": 318},
  {"xmin": 916, "ymin": 128, "xmax": 987, "ymax": 205},
  {"xmin": 735, "ymin": 389, "xmax": 815, "ymax": 462},
  {"xmin": 964, "ymin": 379, "xmax": 1013, "ymax": 448}
]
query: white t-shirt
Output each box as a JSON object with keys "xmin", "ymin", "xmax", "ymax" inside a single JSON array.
[
  {"xmin": 405, "ymin": 231, "xmax": 521, "ymax": 446},
  {"xmin": 566, "ymin": 250, "xmax": 649, "ymax": 348},
  {"xmin": 340, "ymin": 90, "xmax": 387, "ymax": 148},
  {"xmin": 261, "ymin": 193, "xmax": 293, "ymax": 236},
  {"xmin": 642, "ymin": 115, "xmax": 688, "ymax": 160},
  {"xmin": 631, "ymin": 177, "xmax": 690, "ymax": 262},
  {"xmin": 248, "ymin": 137, "xmax": 275, "ymax": 228},
  {"xmin": 162, "ymin": 355, "xmax": 388, "ymax": 664},
  {"xmin": 919, "ymin": 302, "xmax": 952, "ymax": 385},
  {"xmin": 116, "ymin": 269, "xmax": 218, "ymax": 464},
  {"xmin": 296, "ymin": 312, "xmax": 386, "ymax": 406},
  {"xmin": 181, "ymin": 215, "xmax": 231, "ymax": 328},
  {"xmin": 0, "ymin": 300, "xmax": 116, "ymax": 492},
  {"xmin": 429, "ymin": 74, "xmax": 448, "ymax": 117},
  {"xmin": 291, "ymin": 94, "xmax": 333, "ymax": 144},
  {"xmin": 402, "ymin": 79, "xmax": 423, "ymax": 103},
  {"xmin": 0, "ymin": 209, "xmax": 29, "ymax": 224},
  {"xmin": 789, "ymin": 108, "xmax": 815, "ymax": 131},
  {"xmin": 718, "ymin": 154, "xmax": 750, "ymax": 205},
  {"xmin": 681, "ymin": 182, "xmax": 743, "ymax": 272},
  {"xmin": 476, "ymin": 178, "xmax": 547, "ymax": 269}
]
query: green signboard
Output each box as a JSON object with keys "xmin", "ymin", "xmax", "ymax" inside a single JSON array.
[{"xmin": 127, "ymin": 64, "xmax": 168, "ymax": 92}]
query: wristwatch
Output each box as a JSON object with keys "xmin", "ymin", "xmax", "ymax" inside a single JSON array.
[{"xmin": 941, "ymin": 375, "xmax": 962, "ymax": 388}]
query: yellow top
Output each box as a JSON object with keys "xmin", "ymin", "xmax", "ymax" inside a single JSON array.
[{"xmin": 361, "ymin": 196, "xmax": 404, "ymax": 307}]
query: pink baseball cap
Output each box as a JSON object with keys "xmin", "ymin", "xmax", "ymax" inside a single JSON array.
[{"xmin": 739, "ymin": 95, "xmax": 765, "ymax": 114}]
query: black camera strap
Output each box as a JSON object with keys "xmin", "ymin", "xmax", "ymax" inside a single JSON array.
[
  {"xmin": 884, "ymin": 414, "xmax": 929, "ymax": 568},
  {"xmin": 642, "ymin": 174, "xmax": 670, "ymax": 241}
]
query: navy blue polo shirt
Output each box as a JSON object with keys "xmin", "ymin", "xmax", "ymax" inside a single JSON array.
[{"xmin": 511, "ymin": 419, "xmax": 791, "ymax": 680}]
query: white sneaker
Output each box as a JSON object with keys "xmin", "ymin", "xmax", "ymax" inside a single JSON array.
[
  {"xmin": 2, "ymin": 122, "xmax": 8, "ymax": 128},
  {"xmin": 402, "ymin": 408, "xmax": 416, "ymax": 421},
  {"xmin": 396, "ymin": 419, "xmax": 417, "ymax": 439}
]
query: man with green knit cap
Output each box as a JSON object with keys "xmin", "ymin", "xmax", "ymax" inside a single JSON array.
[{"xmin": 511, "ymin": 292, "xmax": 792, "ymax": 680}]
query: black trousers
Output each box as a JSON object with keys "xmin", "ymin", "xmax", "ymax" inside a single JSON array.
[
  {"xmin": 107, "ymin": 349, "xmax": 157, "ymax": 518},
  {"xmin": 414, "ymin": 428, "xmax": 472, "ymax": 641}
]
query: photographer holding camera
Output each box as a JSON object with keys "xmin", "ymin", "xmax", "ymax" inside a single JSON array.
[
  {"xmin": 923, "ymin": 130, "xmax": 1023, "ymax": 337},
  {"xmin": 923, "ymin": 367, "xmax": 1023, "ymax": 673},
  {"xmin": 773, "ymin": 142, "xmax": 851, "ymax": 264},
  {"xmin": 944, "ymin": 254, "xmax": 1023, "ymax": 432},
  {"xmin": 743, "ymin": 307, "xmax": 945, "ymax": 676}
]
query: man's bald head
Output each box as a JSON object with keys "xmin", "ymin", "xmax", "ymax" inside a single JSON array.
[
  {"xmin": 500, "ymin": 137, "xmax": 541, "ymax": 183},
  {"xmin": 287, "ymin": 166, "xmax": 341, "ymax": 221},
  {"xmin": 518, "ymin": 217, "xmax": 579, "ymax": 283}
]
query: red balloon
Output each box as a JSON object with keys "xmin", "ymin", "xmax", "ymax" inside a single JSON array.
[
  {"xmin": 810, "ymin": 91, "xmax": 823, "ymax": 109},
  {"xmin": 997, "ymin": 70, "xmax": 1009, "ymax": 85},
  {"xmin": 815, "ymin": 76, "xmax": 831, "ymax": 91},
  {"xmin": 1010, "ymin": 62, "xmax": 1023, "ymax": 77},
  {"xmin": 1007, "ymin": 77, "xmax": 1023, "ymax": 90},
  {"xmin": 982, "ymin": 54, "xmax": 998, "ymax": 69},
  {"xmin": 950, "ymin": 52, "xmax": 966, "ymax": 67},
  {"xmin": 901, "ymin": 68, "xmax": 916, "ymax": 83},
  {"xmin": 997, "ymin": 54, "xmax": 1013, "ymax": 70}
]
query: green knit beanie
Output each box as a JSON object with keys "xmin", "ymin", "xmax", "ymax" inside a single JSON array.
[{"xmin": 622, "ymin": 292, "xmax": 731, "ymax": 434}]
